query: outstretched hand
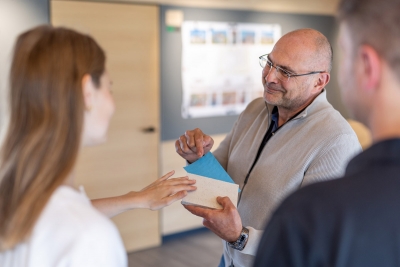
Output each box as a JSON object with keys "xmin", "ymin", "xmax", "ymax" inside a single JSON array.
[
  {"xmin": 175, "ymin": 128, "xmax": 214, "ymax": 163},
  {"xmin": 184, "ymin": 196, "xmax": 242, "ymax": 242},
  {"xmin": 133, "ymin": 170, "xmax": 197, "ymax": 210},
  {"xmin": 92, "ymin": 171, "xmax": 196, "ymax": 218}
]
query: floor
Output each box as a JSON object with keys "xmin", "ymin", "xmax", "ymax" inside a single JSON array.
[{"xmin": 128, "ymin": 228, "xmax": 222, "ymax": 267}]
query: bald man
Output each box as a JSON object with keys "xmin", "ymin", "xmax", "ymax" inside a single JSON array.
[
  {"xmin": 254, "ymin": 0, "xmax": 400, "ymax": 266},
  {"xmin": 175, "ymin": 29, "xmax": 361, "ymax": 267}
]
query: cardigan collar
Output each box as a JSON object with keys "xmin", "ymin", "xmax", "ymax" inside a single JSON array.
[{"xmin": 264, "ymin": 88, "xmax": 327, "ymax": 121}]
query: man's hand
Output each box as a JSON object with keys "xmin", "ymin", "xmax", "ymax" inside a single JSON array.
[
  {"xmin": 175, "ymin": 128, "xmax": 214, "ymax": 163},
  {"xmin": 184, "ymin": 196, "xmax": 242, "ymax": 242}
]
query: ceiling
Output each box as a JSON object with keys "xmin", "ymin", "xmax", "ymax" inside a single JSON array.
[{"xmin": 60, "ymin": 0, "xmax": 341, "ymax": 15}]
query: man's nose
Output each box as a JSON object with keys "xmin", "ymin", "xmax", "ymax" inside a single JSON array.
[{"xmin": 264, "ymin": 66, "xmax": 278, "ymax": 84}]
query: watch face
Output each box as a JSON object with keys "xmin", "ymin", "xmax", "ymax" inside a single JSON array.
[{"xmin": 228, "ymin": 227, "xmax": 249, "ymax": 251}]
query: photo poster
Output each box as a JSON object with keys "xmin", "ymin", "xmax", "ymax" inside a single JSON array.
[{"xmin": 181, "ymin": 21, "xmax": 281, "ymax": 119}]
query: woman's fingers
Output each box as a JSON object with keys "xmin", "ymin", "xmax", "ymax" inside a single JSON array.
[
  {"xmin": 151, "ymin": 191, "xmax": 188, "ymax": 210},
  {"xmin": 161, "ymin": 184, "xmax": 197, "ymax": 198},
  {"xmin": 145, "ymin": 182, "xmax": 197, "ymax": 210},
  {"xmin": 162, "ymin": 176, "xmax": 195, "ymax": 186},
  {"xmin": 159, "ymin": 170, "xmax": 175, "ymax": 181}
]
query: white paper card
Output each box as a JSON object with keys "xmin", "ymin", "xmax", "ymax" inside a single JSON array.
[{"xmin": 181, "ymin": 173, "xmax": 239, "ymax": 209}]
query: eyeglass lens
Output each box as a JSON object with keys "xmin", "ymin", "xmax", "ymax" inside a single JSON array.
[{"xmin": 260, "ymin": 56, "xmax": 290, "ymax": 82}]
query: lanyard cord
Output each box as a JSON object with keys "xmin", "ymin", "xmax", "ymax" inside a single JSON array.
[
  {"xmin": 226, "ymin": 104, "xmax": 310, "ymax": 267},
  {"xmin": 237, "ymin": 105, "xmax": 308, "ymax": 206}
]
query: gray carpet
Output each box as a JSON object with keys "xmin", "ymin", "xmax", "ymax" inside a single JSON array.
[{"xmin": 128, "ymin": 229, "xmax": 222, "ymax": 267}]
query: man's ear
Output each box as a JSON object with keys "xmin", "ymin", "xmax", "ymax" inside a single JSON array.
[
  {"xmin": 313, "ymin": 72, "xmax": 330, "ymax": 93},
  {"xmin": 357, "ymin": 45, "xmax": 381, "ymax": 92},
  {"xmin": 82, "ymin": 74, "xmax": 94, "ymax": 111}
]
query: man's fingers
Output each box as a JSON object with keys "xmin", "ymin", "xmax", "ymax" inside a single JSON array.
[
  {"xmin": 203, "ymin": 135, "xmax": 214, "ymax": 148},
  {"xmin": 194, "ymin": 136, "xmax": 204, "ymax": 157},
  {"xmin": 183, "ymin": 204, "xmax": 212, "ymax": 219},
  {"xmin": 216, "ymin": 196, "xmax": 234, "ymax": 208},
  {"xmin": 202, "ymin": 135, "xmax": 214, "ymax": 155},
  {"xmin": 176, "ymin": 129, "xmax": 213, "ymax": 159},
  {"xmin": 184, "ymin": 130, "xmax": 196, "ymax": 148},
  {"xmin": 186, "ymin": 128, "xmax": 207, "ymax": 157},
  {"xmin": 179, "ymin": 135, "xmax": 193, "ymax": 153},
  {"xmin": 203, "ymin": 218, "xmax": 212, "ymax": 229},
  {"xmin": 175, "ymin": 140, "xmax": 185, "ymax": 155}
]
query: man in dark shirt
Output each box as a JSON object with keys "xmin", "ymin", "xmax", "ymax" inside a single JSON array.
[{"xmin": 254, "ymin": 0, "xmax": 400, "ymax": 266}]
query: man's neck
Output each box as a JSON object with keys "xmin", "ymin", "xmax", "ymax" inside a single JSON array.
[
  {"xmin": 369, "ymin": 74, "xmax": 400, "ymax": 143},
  {"xmin": 277, "ymin": 93, "xmax": 320, "ymax": 127},
  {"xmin": 370, "ymin": 95, "xmax": 400, "ymax": 143}
]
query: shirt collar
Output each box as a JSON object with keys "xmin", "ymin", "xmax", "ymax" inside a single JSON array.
[
  {"xmin": 346, "ymin": 138, "xmax": 400, "ymax": 176},
  {"xmin": 271, "ymin": 106, "xmax": 279, "ymax": 129}
]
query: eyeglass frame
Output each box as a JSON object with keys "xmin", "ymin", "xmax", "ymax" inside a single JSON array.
[{"xmin": 259, "ymin": 54, "xmax": 326, "ymax": 82}]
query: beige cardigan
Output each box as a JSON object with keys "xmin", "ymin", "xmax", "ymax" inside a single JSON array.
[{"xmin": 214, "ymin": 90, "xmax": 362, "ymax": 267}]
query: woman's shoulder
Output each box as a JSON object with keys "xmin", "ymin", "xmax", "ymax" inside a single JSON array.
[
  {"xmin": 36, "ymin": 186, "xmax": 120, "ymax": 239},
  {"xmin": 0, "ymin": 186, "xmax": 127, "ymax": 267},
  {"xmin": 29, "ymin": 186, "xmax": 126, "ymax": 266},
  {"xmin": 41, "ymin": 186, "xmax": 110, "ymax": 228}
]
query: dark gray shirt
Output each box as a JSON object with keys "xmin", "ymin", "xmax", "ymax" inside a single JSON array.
[{"xmin": 254, "ymin": 138, "xmax": 400, "ymax": 267}]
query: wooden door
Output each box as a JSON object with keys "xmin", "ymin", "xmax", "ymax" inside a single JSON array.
[{"xmin": 51, "ymin": 0, "xmax": 160, "ymax": 252}]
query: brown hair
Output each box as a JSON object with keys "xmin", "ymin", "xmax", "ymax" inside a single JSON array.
[
  {"xmin": 338, "ymin": 0, "xmax": 400, "ymax": 75},
  {"xmin": 0, "ymin": 25, "xmax": 105, "ymax": 250}
]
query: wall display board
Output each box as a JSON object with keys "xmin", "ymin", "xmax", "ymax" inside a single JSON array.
[
  {"xmin": 160, "ymin": 6, "xmax": 342, "ymax": 141},
  {"xmin": 181, "ymin": 21, "xmax": 281, "ymax": 118}
]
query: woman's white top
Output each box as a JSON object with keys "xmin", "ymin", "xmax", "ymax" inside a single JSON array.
[{"xmin": 0, "ymin": 185, "xmax": 127, "ymax": 267}]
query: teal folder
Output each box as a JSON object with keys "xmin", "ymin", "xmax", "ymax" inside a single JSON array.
[{"xmin": 184, "ymin": 152, "xmax": 240, "ymax": 191}]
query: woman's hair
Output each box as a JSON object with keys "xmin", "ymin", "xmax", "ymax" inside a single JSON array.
[{"xmin": 0, "ymin": 25, "xmax": 106, "ymax": 250}]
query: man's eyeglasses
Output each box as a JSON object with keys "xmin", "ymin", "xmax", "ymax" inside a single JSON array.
[{"xmin": 259, "ymin": 54, "xmax": 325, "ymax": 82}]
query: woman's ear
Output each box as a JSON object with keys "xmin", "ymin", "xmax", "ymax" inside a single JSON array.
[{"xmin": 82, "ymin": 74, "xmax": 94, "ymax": 111}]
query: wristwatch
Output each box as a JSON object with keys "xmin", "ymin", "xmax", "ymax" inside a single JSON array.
[{"xmin": 227, "ymin": 227, "xmax": 249, "ymax": 251}]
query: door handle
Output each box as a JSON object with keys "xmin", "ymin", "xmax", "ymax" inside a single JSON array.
[{"xmin": 142, "ymin": 126, "xmax": 156, "ymax": 133}]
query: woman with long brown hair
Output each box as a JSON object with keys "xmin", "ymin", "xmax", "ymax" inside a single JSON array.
[{"xmin": 0, "ymin": 25, "xmax": 196, "ymax": 266}]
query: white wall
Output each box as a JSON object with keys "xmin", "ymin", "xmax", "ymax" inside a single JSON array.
[{"xmin": 0, "ymin": 0, "xmax": 49, "ymax": 139}]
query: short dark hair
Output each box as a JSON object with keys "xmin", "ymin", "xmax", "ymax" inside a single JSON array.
[{"xmin": 338, "ymin": 0, "xmax": 400, "ymax": 76}]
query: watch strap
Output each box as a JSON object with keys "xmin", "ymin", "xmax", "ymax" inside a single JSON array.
[{"xmin": 227, "ymin": 227, "xmax": 249, "ymax": 251}]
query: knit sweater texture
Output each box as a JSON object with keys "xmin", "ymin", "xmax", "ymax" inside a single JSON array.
[{"xmin": 213, "ymin": 90, "xmax": 362, "ymax": 267}]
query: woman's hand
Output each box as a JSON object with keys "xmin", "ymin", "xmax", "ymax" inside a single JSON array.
[
  {"xmin": 133, "ymin": 170, "xmax": 197, "ymax": 210},
  {"xmin": 92, "ymin": 171, "xmax": 197, "ymax": 218}
]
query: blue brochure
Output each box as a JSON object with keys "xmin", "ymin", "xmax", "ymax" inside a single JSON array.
[{"xmin": 184, "ymin": 152, "xmax": 239, "ymax": 191}]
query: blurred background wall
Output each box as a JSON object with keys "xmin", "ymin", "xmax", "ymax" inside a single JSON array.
[{"xmin": 0, "ymin": 0, "xmax": 49, "ymax": 138}]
